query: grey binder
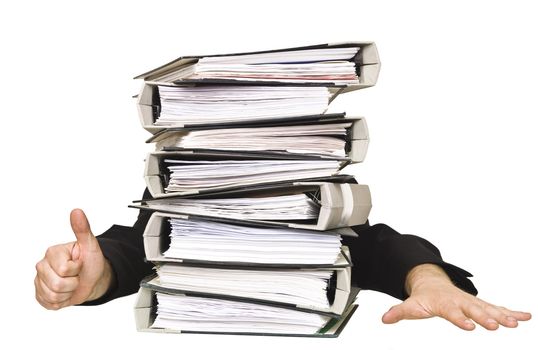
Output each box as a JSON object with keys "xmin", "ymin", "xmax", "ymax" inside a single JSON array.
[
  {"xmin": 134, "ymin": 42, "xmax": 380, "ymax": 89},
  {"xmin": 143, "ymin": 211, "xmax": 358, "ymax": 268},
  {"xmin": 134, "ymin": 42, "xmax": 380, "ymax": 134},
  {"xmin": 147, "ymin": 116, "xmax": 370, "ymax": 164},
  {"xmin": 134, "ymin": 286, "xmax": 358, "ymax": 337},
  {"xmin": 136, "ymin": 84, "xmax": 342, "ymax": 134},
  {"xmin": 131, "ymin": 180, "xmax": 372, "ymax": 231},
  {"xmin": 140, "ymin": 257, "xmax": 357, "ymax": 318},
  {"xmin": 144, "ymin": 150, "xmax": 351, "ymax": 199}
]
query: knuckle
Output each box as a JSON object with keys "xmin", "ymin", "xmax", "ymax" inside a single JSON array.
[
  {"xmin": 44, "ymin": 288, "xmax": 68, "ymax": 304},
  {"xmin": 53, "ymin": 293, "xmax": 67, "ymax": 303},
  {"xmin": 57, "ymin": 264, "xmax": 69, "ymax": 277},
  {"xmin": 45, "ymin": 246, "xmax": 56, "ymax": 259},
  {"xmin": 47, "ymin": 291, "xmax": 61, "ymax": 303},
  {"xmin": 35, "ymin": 260, "xmax": 44, "ymax": 274},
  {"xmin": 50, "ymin": 276, "xmax": 65, "ymax": 292},
  {"xmin": 47, "ymin": 303, "xmax": 62, "ymax": 311}
]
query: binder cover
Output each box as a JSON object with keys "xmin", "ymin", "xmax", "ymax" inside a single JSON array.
[
  {"xmin": 131, "ymin": 179, "xmax": 372, "ymax": 231},
  {"xmin": 143, "ymin": 211, "xmax": 357, "ymax": 268},
  {"xmin": 136, "ymin": 83, "xmax": 338, "ymax": 133},
  {"xmin": 144, "ymin": 150, "xmax": 350, "ymax": 198},
  {"xmin": 146, "ymin": 115, "xmax": 369, "ymax": 163},
  {"xmin": 135, "ymin": 42, "xmax": 380, "ymax": 90},
  {"xmin": 134, "ymin": 286, "xmax": 358, "ymax": 337},
  {"xmin": 134, "ymin": 42, "xmax": 380, "ymax": 134},
  {"xmin": 140, "ymin": 255, "xmax": 358, "ymax": 317}
]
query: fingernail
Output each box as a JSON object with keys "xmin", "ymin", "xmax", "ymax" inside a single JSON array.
[
  {"xmin": 464, "ymin": 319, "xmax": 474, "ymax": 327},
  {"xmin": 506, "ymin": 316, "xmax": 517, "ymax": 323},
  {"xmin": 487, "ymin": 318, "xmax": 497, "ymax": 324}
]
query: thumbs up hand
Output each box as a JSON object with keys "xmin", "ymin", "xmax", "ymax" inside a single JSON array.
[{"xmin": 35, "ymin": 209, "xmax": 114, "ymax": 310}]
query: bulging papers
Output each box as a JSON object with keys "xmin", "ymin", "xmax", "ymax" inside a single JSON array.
[
  {"xmin": 154, "ymin": 265, "xmax": 334, "ymax": 309},
  {"xmin": 157, "ymin": 122, "xmax": 353, "ymax": 157},
  {"xmin": 148, "ymin": 193, "xmax": 320, "ymax": 221},
  {"xmin": 156, "ymin": 85, "xmax": 331, "ymax": 126},
  {"xmin": 152, "ymin": 293, "xmax": 330, "ymax": 334},
  {"xmin": 163, "ymin": 218, "xmax": 342, "ymax": 265},
  {"xmin": 164, "ymin": 159, "xmax": 342, "ymax": 194},
  {"xmin": 140, "ymin": 46, "xmax": 361, "ymax": 85},
  {"xmin": 131, "ymin": 42, "xmax": 378, "ymax": 337}
]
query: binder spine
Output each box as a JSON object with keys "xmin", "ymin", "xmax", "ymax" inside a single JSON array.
[
  {"xmin": 144, "ymin": 212, "xmax": 189, "ymax": 262},
  {"xmin": 138, "ymin": 84, "xmax": 162, "ymax": 133},
  {"xmin": 317, "ymin": 183, "xmax": 371, "ymax": 229},
  {"xmin": 357, "ymin": 42, "xmax": 380, "ymax": 87},
  {"xmin": 345, "ymin": 184, "xmax": 372, "ymax": 226},
  {"xmin": 144, "ymin": 152, "xmax": 165, "ymax": 198},
  {"xmin": 348, "ymin": 140, "xmax": 369, "ymax": 163},
  {"xmin": 347, "ymin": 118, "xmax": 369, "ymax": 162},
  {"xmin": 134, "ymin": 287, "xmax": 154, "ymax": 331}
]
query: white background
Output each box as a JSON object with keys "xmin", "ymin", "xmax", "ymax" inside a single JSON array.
[{"xmin": 1, "ymin": 0, "xmax": 536, "ymax": 348}]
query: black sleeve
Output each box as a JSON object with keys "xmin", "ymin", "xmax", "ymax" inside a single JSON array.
[
  {"xmin": 84, "ymin": 189, "xmax": 477, "ymax": 304},
  {"xmin": 82, "ymin": 189, "xmax": 154, "ymax": 305},
  {"xmin": 342, "ymin": 223, "xmax": 478, "ymax": 301}
]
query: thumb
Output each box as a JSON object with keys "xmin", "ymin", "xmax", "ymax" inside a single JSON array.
[
  {"xmin": 70, "ymin": 209, "xmax": 98, "ymax": 255},
  {"xmin": 382, "ymin": 299, "xmax": 433, "ymax": 324},
  {"xmin": 382, "ymin": 304, "xmax": 407, "ymax": 324}
]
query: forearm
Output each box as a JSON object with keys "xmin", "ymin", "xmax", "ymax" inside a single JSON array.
[
  {"xmin": 344, "ymin": 223, "xmax": 477, "ymax": 300},
  {"xmin": 83, "ymin": 189, "xmax": 154, "ymax": 305}
]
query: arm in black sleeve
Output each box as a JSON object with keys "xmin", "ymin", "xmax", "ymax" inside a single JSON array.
[
  {"xmin": 342, "ymin": 223, "xmax": 478, "ymax": 301},
  {"xmin": 82, "ymin": 189, "xmax": 154, "ymax": 305}
]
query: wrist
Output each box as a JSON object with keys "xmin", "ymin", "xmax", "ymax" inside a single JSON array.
[
  {"xmin": 405, "ymin": 263, "xmax": 454, "ymax": 296},
  {"xmin": 87, "ymin": 259, "xmax": 115, "ymax": 302}
]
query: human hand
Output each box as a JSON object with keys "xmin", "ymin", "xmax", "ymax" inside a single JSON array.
[
  {"xmin": 35, "ymin": 209, "xmax": 114, "ymax": 310},
  {"xmin": 382, "ymin": 264, "xmax": 531, "ymax": 330}
]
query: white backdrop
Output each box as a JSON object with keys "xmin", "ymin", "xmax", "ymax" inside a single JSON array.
[{"xmin": 1, "ymin": 0, "xmax": 536, "ymax": 348}]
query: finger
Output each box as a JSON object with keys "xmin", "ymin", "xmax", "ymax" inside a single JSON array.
[
  {"xmin": 441, "ymin": 307, "xmax": 476, "ymax": 331},
  {"xmin": 34, "ymin": 276, "xmax": 72, "ymax": 310},
  {"xmin": 70, "ymin": 208, "xmax": 98, "ymax": 254},
  {"xmin": 35, "ymin": 259, "xmax": 80, "ymax": 293},
  {"xmin": 463, "ymin": 303, "xmax": 499, "ymax": 331},
  {"xmin": 45, "ymin": 245, "xmax": 82, "ymax": 277},
  {"xmin": 499, "ymin": 307, "xmax": 533, "ymax": 321},
  {"xmin": 36, "ymin": 276, "xmax": 73, "ymax": 304},
  {"xmin": 492, "ymin": 306, "xmax": 532, "ymax": 327},
  {"xmin": 382, "ymin": 300, "xmax": 431, "ymax": 324},
  {"xmin": 480, "ymin": 304, "xmax": 520, "ymax": 328},
  {"xmin": 35, "ymin": 291, "xmax": 71, "ymax": 310}
]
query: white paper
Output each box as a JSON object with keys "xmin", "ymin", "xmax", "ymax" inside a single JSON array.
[
  {"xmin": 155, "ymin": 46, "xmax": 360, "ymax": 84},
  {"xmin": 152, "ymin": 293, "xmax": 330, "ymax": 334},
  {"xmin": 162, "ymin": 218, "xmax": 341, "ymax": 264},
  {"xmin": 164, "ymin": 159, "xmax": 341, "ymax": 193},
  {"xmin": 154, "ymin": 265, "xmax": 333, "ymax": 308},
  {"xmin": 148, "ymin": 193, "xmax": 320, "ymax": 221},
  {"xmin": 158, "ymin": 122, "xmax": 352, "ymax": 157},
  {"xmin": 156, "ymin": 85, "xmax": 330, "ymax": 125}
]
